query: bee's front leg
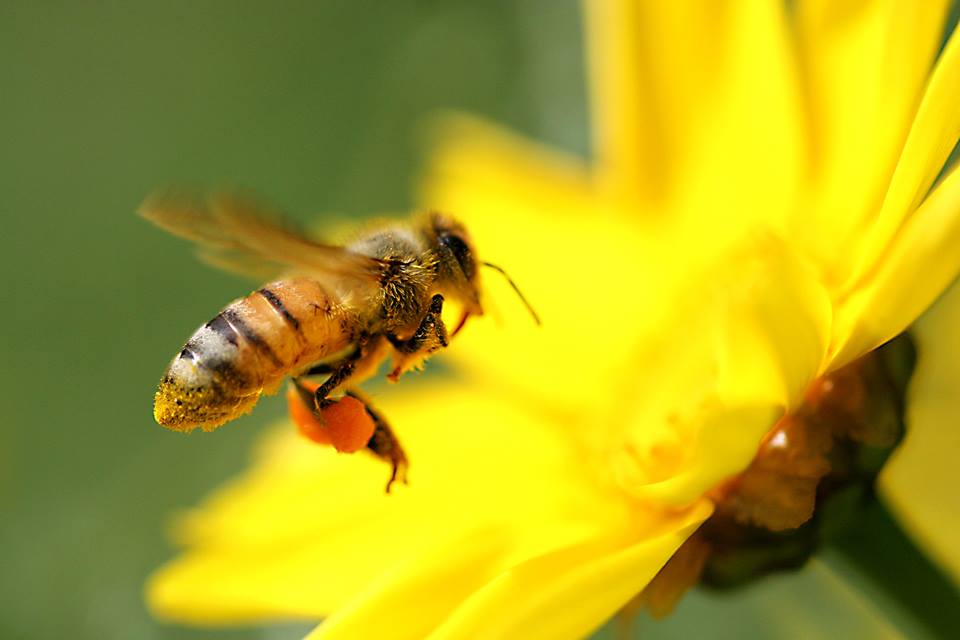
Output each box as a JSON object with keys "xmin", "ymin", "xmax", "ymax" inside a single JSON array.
[
  {"xmin": 387, "ymin": 294, "xmax": 448, "ymax": 354},
  {"xmin": 386, "ymin": 294, "xmax": 448, "ymax": 380},
  {"xmin": 345, "ymin": 390, "xmax": 409, "ymax": 493}
]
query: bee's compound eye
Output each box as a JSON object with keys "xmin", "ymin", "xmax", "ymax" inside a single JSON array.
[{"xmin": 439, "ymin": 233, "xmax": 474, "ymax": 279}]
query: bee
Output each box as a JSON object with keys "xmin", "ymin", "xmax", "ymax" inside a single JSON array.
[{"xmin": 140, "ymin": 190, "xmax": 538, "ymax": 490}]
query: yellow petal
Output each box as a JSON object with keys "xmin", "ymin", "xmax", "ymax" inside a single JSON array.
[
  {"xmin": 672, "ymin": 0, "xmax": 806, "ymax": 237},
  {"xmin": 307, "ymin": 527, "xmax": 515, "ymax": 640},
  {"xmin": 418, "ymin": 114, "xmax": 679, "ymax": 409},
  {"xmin": 147, "ymin": 383, "xmax": 633, "ymax": 625},
  {"xmin": 147, "ymin": 429, "xmax": 448, "ymax": 623},
  {"xmin": 427, "ymin": 501, "xmax": 712, "ymax": 640},
  {"xmin": 792, "ymin": 0, "xmax": 950, "ymax": 281},
  {"xmin": 616, "ymin": 402, "xmax": 781, "ymax": 508},
  {"xmin": 879, "ymin": 278, "xmax": 960, "ymax": 587},
  {"xmin": 830, "ymin": 165, "xmax": 960, "ymax": 368},
  {"xmin": 284, "ymin": 388, "xmax": 710, "ymax": 640},
  {"xmin": 879, "ymin": 15, "xmax": 960, "ymax": 212},
  {"xmin": 583, "ymin": 0, "xmax": 704, "ymax": 203},
  {"xmin": 713, "ymin": 237, "xmax": 833, "ymax": 409},
  {"xmin": 307, "ymin": 507, "xmax": 707, "ymax": 640},
  {"xmin": 614, "ymin": 236, "xmax": 832, "ymax": 507},
  {"xmin": 842, "ymin": 16, "xmax": 960, "ymax": 290},
  {"xmin": 585, "ymin": 0, "xmax": 804, "ymax": 211},
  {"xmin": 419, "ymin": 113, "xmax": 594, "ymax": 221}
]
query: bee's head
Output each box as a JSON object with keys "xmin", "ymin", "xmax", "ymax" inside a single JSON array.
[
  {"xmin": 424, "ymin": 212, "xmax": 483, "ymax": 315},
  {"xmin": 423, "ymin": 212, "xmax": 540, "ymax": 331}
]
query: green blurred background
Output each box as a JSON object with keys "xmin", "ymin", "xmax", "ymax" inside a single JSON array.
[{"xmin": 0, "ymin": 2, "xmax": 956, "ymax": 639}]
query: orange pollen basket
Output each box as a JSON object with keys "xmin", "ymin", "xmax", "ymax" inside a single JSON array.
[{"xmin": 286, "ymin": 382, "xmax": 376, "ymax": 453}]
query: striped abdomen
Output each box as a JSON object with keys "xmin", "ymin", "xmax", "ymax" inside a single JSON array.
[{"xmin": 154, "ymin": 277, "xmax": 356, "ymax": 431}]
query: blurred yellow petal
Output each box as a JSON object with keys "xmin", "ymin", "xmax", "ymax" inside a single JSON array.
[
  {"xmin": 584, "ymin": 0, "xmax": 712, "ymax": 203},
  {"xmin": 421, "ymin": 113, "xmax": 593, "ymax": 220},
  {"xmin": 420, "ymin": 114, "xmax": 680, "ymax": 409},
  {"xmin": 830, "ymin": 166, "xmax": 960, "ymax": 368},
  {"xmin": 879, "ymin": 279, "xmax": 960, "ymax": 587},
  {"xmin": 792, "ymin": 0, "xmax": 950, "ymax": 279},
  {"xmin": 147, "ymin": 430, "xmax": 448, "ymax": 623},
  {"xmin": 148, "ymin": 384, "xmax": 636, "ymax": 625},
  {"xmin": 308, "ymin": 528, "xmax": 514, "ymax": 640},
  {"xmin": 428, "ymin": 501, "xmax": 711, "ymax": 640},
  {"xmin": 585, "ymin": 0, "xmax": 804, "ymax": 211},
  {"xmin": 310, "ymin": 504, "xmax": 710, "ymax": 640},
  {"xmin": 673, "ymin": 0, "xmax": 805, "ymax": 237}
]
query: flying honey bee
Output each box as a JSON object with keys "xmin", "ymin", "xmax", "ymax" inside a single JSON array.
[{"xmin": 140, "ymin": 189, "xmax": 539, "ymax": 490}]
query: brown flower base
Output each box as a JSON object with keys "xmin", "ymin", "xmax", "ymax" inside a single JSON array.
[{"xmin": 629, "ymin": 333, "xmax": 916, "ymax": 618}]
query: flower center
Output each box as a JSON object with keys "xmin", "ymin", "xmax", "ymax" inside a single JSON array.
[{"xmin": 631, "ymin": 333, "xmax": 916, "ymax": 618}]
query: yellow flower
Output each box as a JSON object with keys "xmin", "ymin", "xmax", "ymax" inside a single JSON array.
[{"xmin": 147, "ymin": 1, "xmax": 960, "ymax": 637}]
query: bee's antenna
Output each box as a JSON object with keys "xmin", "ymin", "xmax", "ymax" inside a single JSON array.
[{"xmin": 481, "ymin": 261, "xmax": 542, "ymax": 326}]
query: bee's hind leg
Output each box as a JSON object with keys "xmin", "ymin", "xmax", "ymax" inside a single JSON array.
[
  {"xmin": 308, "ymin": 346, "xmax": 367, "ymax": 411},
  {"xmin": 302, "ymin": 362, "xmax": 337, "ymax": 376},
  {"xmin": 345, "ymin": 389, "xmax": 409, "ymax": 493},
  {"xmin": 302, "ymin": 343, "xmax": 364, "ymax": 377},
  {"xmin": 291, "ymin": 378, "xmax": 407, "ymax": 493}
]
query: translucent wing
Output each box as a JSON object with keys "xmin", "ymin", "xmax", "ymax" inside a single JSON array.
[
  {"xmin": 138, "ymin": 189, "xmax": 388, "ymax": 285},
  {"xmin": 195, "ymin": 246, "xmax": 287, "ymax": 281}
]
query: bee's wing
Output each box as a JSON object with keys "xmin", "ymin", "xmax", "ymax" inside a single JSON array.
[
  {"xmin": 138, "ymin": 189, "xmax": 388, "ymax": 285},
  {"xmin": 194, "ymin": 246, "xmax": 289, "ymax": 281}
]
